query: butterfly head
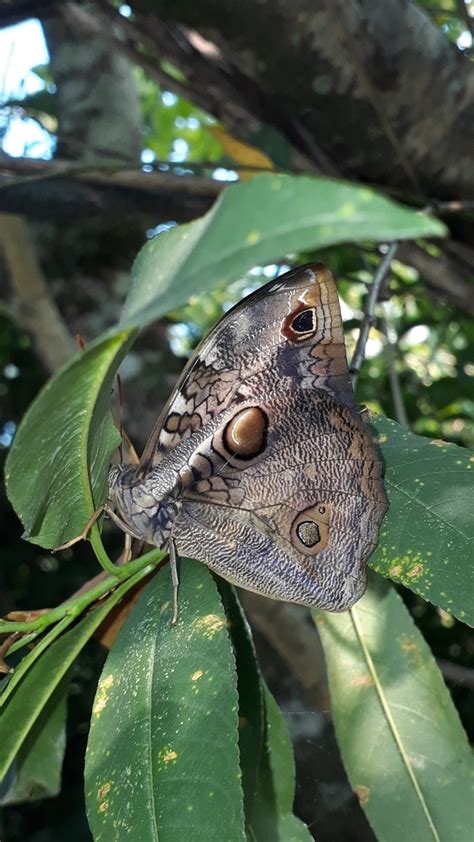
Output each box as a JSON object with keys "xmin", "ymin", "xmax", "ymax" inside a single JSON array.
[{"xmin": 107, "ymin": 464, "xmax": 180, "ymax": 549}]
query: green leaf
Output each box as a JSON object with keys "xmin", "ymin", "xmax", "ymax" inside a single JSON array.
[
  {"xmin": 249, "ymin": 686, "xmax": 312, "ymax": 842},
  {"xmin": 121, "ymin": 174, "xmax": 446, "ymax": 329},
  {"xmin": 370, "ymin": 414, "xmax": 474, "ymax": 625},
  {"xmin": 0, "ymin": 676, "xmax": 68, "ymax": 805},
  {"xmin": 263, "ymin": 687, "xmax": 296, "ymax": 815},
  {"xmin": 5, "ymin": 330, "xmax": 135, "ymax": 548},
  {"xmin": 6, "ymin": 175, "xmax": 445, "ymax": 552},
  {"xmin": 314, "ymin": 575, "xmax": 474, "ymax": 842},
  {"xmin": 0, "ymin": 582, "xmax": 134, "ymax": 783},
  {"xmin": 217, "ymin": 583, "xmax": 265, "ymax": 824},
  {"xmin": 85, "ymin": 560, "xmax": 245, "ymax": 842}
]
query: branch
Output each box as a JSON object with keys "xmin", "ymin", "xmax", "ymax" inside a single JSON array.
[
  {"xmin": 397, "ymin": 242, "xmax": 474, "ymax": 316},
  {"xmin": 80, "ymin": 0, "xmax": 318, "ymax": 174},
  {"xmin": 131, "ymin": 0, "xmax": 474, "ymax": 200},
  {"xmin": 0, "ymin": 154, "xmax": 221, "ymax": 222},
  {"xmin": 380, "ymin": 312, "xmax": 409, "ymax": 427},
  {"xmin": 349, "ymin": 243, "xmax": 399, "ymax": 387},
  {"xmin": 0, "ymin": 214, "xmax": 76, "ymax": 373}
]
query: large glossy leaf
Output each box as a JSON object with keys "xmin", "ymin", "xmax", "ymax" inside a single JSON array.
[
  {"xmin": 85, "ymin": 560, "xmax": 245, "ymax": 842},
  {"xmin": 5, "ymin": 331, "xmax": 135, "ymax": 548},
  {"xmin": 314, "ymin": 575, "xmax": 474, "ymax": 842},
  {"xmin": 0, "ymin": 581, "xmax": 135, "ymax": 782},
  {"xmin": 0, "ymin": 676, "xmax": 68, "ymax": 805},
  {"xmin": 217, "ymin": 582, "xmax": 265, "ymax": 824},
  {"xmin": 249, "ymin": 686, "xmax": 312, "ymax": 842},
  {"xmin": 6, "ymin": 175, "xmax": 445, "ymax": 552},
  {"xmin": 121, "ymin": 174, "xmax": 446, "ymax": 328},
  {"xmin": 369, "ymin": 414, "xmax": 474, "ymax": 625}
]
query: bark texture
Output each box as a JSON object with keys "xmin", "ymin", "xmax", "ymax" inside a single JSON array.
[
  {"xmin": 132, "ymin": 0, "xmax": 474, "ymax": 200},
  {"xmin": 42, "ymin": 3, "xmax": 142, "ymax": 164}
]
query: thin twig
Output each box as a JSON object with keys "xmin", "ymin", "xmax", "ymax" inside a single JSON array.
[
  {"xmin": 380, "ymin": 312, "xmax": 409, "ymax": 426},
  {"xmin": 0, "ymin": 154, "xmax": 225, "ymax": 195},
  {"xmin": 350, "ymin": 243, "xmax": 399, "ymax": 386},
  {"xmin": 431, "ymin": 198, "xmax": 474, "ymax": 214}
]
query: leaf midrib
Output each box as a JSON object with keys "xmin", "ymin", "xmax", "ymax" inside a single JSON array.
[{"xmin": 349, "ymin": 604, "xmax": 441, "ymax": 842}]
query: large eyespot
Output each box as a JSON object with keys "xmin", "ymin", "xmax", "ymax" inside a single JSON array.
[
  {"xmin": 282, "ymin": 306, "xmax": 317, "ymax": 342},
  {"xmin": 222, "ymin": 406, "xmax": 268, "ymax": 460},
  {"xmin": 291, "ymin": 503, "xmax": 330, "ymax": 556}
]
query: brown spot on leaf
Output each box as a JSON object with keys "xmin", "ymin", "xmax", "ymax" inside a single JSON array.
[
  {"xmin": 351, "ymin": 674, "xmax": 374, "ymax": 689},
  {"xmin": 356, "ymin": 785, "xmax": 370, "ymax": 806}
]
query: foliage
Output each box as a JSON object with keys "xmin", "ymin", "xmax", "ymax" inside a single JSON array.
[
  {"xmin": 1, "ymin": 8, "xmax": 473, "ymax": 842},
  {"xmin": 315, "ymin": 574, "xmax": 474, "ymax": 842},
  {"xmin": 2, "ymin": 174, "xmax": 473, "ymax": 841}
]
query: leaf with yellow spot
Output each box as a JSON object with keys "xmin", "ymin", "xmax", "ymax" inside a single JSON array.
[
  {"xmin": 85, "ymin": 560, "xmax": 245, "ymax": 841},
  {"xmin": 314, "ymin": 574, "xmax": 473, "ymax": 842},
  {"xmin": 369, "ymin": 414, "xmax": 474, "ymax": 624}
]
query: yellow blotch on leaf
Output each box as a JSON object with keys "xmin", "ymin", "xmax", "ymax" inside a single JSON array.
[
  {"xmin": 351, "ymin": 674, "xmax": 374, "ymax": 689},
  {"xmin": 245, "ymin": 230, "xmax": 261, "ymax": 245},
  {"xmin": 98, "ymin": 783, "xmax": 111, "ymax": 800},
  {"xmin": 193, "ymin": 613, "xmax": 227, "ymax": 640},
  {"xmin": 163, "ymin": 749, "xmax": 178, "ymax": 763},
  {"xmin": 399, "ymin": 634, "xmax": 423, "ymax": 667},
  {"xmin": 98, "ymin": 801, "xmax": 109, "ymax": 814},
  {"xmin": 191, "ymin": 670, "xmax": 203, "ymax": 682},
  {"xmin": 340, "ymin": 202, "xmax": 356, "ymax": 217},
  {"xmin": 93, "ymin": 674, "xmax": 114, "ymax": 717},
  {"xmin": 356, "ymin": 785, "xmax": 370, "ymax": 806}
]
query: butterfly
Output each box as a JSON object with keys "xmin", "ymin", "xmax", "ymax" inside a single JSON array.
[{"xmin": 108, "ymin": 263, "xmax": 388, "ymax": 618}]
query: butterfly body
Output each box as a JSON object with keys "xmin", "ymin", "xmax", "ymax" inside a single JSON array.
[{"xmin": 108, "ymin": 263, "xmax": 388, "ymax": 612}]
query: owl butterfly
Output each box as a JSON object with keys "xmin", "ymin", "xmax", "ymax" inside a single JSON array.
[{"xmin": 108, "ymin": 263, "xmax": 388, "ymax": 615}]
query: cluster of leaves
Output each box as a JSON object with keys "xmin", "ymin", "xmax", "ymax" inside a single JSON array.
[
  {"xmin": 137, "ymin": 70, "xmax": 223, "ymax": 166},
  {"xmin": 1, "ymin": 173, "xmax": 473, "ymax": 841}
]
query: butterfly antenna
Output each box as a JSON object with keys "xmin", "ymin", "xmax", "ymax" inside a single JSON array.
[
  {"xmin": 116, "ymin": 373, "xmax": 125, "ymax": 463},
  {"xmin": 114, "ymin": 374, "xmax": 140, "ymax": 465}
]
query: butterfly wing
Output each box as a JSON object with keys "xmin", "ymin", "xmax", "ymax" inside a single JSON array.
[
  {"xmin": 137, "ymin": 263, "xmax": 356, "ymax": 473},
  {"xmin": 135, "ymin": 263, "xmax": 388, "ymax": 611}
]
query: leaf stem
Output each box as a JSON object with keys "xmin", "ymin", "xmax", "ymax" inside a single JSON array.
[
  {"xmin": 350, "ymin": 242, "xmax": 398, "ymax": 387},
  {"xmin": 90, "ymin": 523, "xmax": 122, "ymax": 576},
  {"xmin": 0, "ymin": 562, "xmax": 159, "ymax": 706},
  {"xmin": 1, "ymin": 615, "xmax": 77, "ymax": 705},
  {"xmin": 0, "ymin": 549, "xmax": 164, "ymax": 635}
]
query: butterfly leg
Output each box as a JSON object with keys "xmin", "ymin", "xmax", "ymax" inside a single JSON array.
[
  {"xmin": 122, "ymin": 532, "xmax": 133, "ymax": 564},
  {"xmin": 169, "ymin": 538, "xmax": 180, "ymax": 626},
  {"xmin": 53, "ymin": 506, "xmax": 104, "ymax": 552}
]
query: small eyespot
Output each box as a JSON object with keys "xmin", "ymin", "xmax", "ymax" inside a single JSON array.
[
  {"xmin": 296, "ymin": 520, "xmax": 321, "ymax": 548},
  {"xmin": 290, "ymin": 502, "xmax": 330, "ymax": 557}
]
